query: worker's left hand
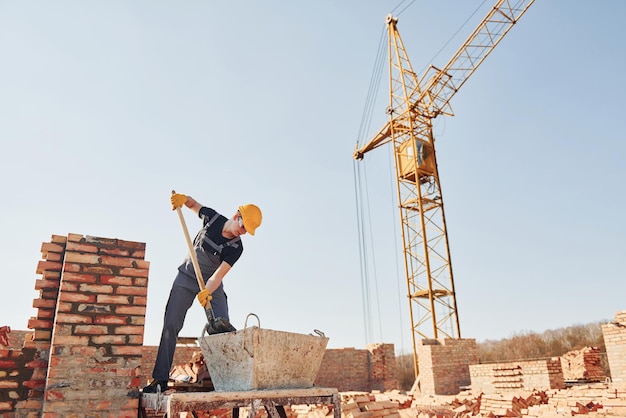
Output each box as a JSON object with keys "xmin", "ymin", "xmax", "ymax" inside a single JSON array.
[
  {"xmin": 197, "ymin": 289, "xmax": 212, "ymax": 308},
  {"xmin": 171, "ymin": 193, "xmax": 187, "ymax": 210}
]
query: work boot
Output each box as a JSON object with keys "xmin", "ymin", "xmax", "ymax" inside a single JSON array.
[{"xmin": 142, "ymin": 380, "xmax": 169, "ymax": 394}]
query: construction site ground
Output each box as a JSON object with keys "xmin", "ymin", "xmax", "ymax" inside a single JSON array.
[
  {"xmin": 138, "ymin": 340, "xmax": 626, "ymax": 418},
  {"xmin": 139, "ymin": 382, "xmax": 626, "ymax": 418}
]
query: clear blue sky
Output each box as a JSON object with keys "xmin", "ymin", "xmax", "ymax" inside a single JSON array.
[{"xmin": 1, "ymin": 1, "xmax": 624, "ymax": 354}]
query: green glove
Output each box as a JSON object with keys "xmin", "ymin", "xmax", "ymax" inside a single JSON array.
[
  {"xmin": 171, "ymin": 193, "xmax": 187, "ymax": 210},
  {"xmin": 197, "ymin": 289, "xmax": 212, "ymax": 308}
]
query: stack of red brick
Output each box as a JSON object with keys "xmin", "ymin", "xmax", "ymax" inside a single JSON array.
[{"xmin": 560, "ymin": 346, "xmax": 606, "ymax": 382}]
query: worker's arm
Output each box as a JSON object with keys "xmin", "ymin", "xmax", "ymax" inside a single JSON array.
[
  {"xmin": 171, "ymin": 193, "xmax": 202, "ymax": 215},
  {"xmin": 204, "ymin": 261, "xmax": 232, "ymax": 294},
  {"xmin": 196, "ymin": 261, "xmax": 232, "ymax": 307},
  {"xmin": 182, "ymin": 195, "xmax": 202, "ymax": 215}
]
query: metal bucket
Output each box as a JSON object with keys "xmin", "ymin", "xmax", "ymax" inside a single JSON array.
[{"xmin": 198, "ymin": 314, "xmax": 329, "ymax": 392}]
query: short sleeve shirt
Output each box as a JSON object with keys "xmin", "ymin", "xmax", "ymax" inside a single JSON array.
[{"xmin": 178, "ymin": 207, "xmax": 243, "ymax": 280}]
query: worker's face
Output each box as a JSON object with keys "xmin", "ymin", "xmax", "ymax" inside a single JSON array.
[{"xmin": 234, "ymin": 213, "xmax": 247, "ymax": 236}]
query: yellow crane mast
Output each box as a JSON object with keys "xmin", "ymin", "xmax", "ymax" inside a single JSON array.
[{"xmin": 353, "ymin": 0, "xmax": 535, "ymax": 376}]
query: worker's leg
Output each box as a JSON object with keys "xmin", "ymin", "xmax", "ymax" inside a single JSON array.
[{"xmin": 152, "ymin": 271, "xmax": 196, "ymax": 381}]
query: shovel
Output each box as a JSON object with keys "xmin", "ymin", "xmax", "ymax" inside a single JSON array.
[{"xmin": 172, "ymin": 190, "xmax": 236, "ymax": 335}]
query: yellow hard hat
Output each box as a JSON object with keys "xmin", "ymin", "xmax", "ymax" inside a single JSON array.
[{"xmin": 238, "ymin": 204, "xmax": 262, "ymax": 236}]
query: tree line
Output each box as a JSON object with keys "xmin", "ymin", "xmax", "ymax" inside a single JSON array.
[{"xmin": 395, "ymin": 321, "xmax": 608, "ymax": 391}]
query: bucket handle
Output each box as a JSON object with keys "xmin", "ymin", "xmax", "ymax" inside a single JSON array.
[
  {"xmin": 244, "ymin": 313, "xmax": 261, "ymax": 329},
  {"xmin": 242, "ymin": 313, "xmax": 261, "ymax": 357},
  {"xmin": 312, "ymin": 329, "xmax": 325, "ymax": 338}
]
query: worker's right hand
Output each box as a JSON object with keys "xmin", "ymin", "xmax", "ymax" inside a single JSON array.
[
  {"xmin": 171, "ymin": 193, "xmax": 187, "ymax": 210},
  {"xmin": 197, "ymin": 289, "xmax": 212, "ymax": 308}
]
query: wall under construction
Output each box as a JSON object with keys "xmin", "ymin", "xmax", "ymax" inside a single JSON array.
[
  {"xmin": 139, "ymin": 343, "xmax": 398, "ymax": 394},
  {"xmin": 469, "ymin": 358, "xmax": 566, "ymax": 393},
  {"xmin": 602, "ymin": 310, "xmax": 626, "ymax": 383},
  {"xmin": 1, "ymin": 233, "xmax": 625, "ymax": 416},
  {"xmin": 0, "ymin": 233, "xmax": 397, "ymax": 417},
  {"xmin": 417, "ymin": 338, "xmax": 478, "ymax": 395},
  {"xmin": 0, "ymin": 233, "xmax": 149, "ymax": 417},
  {"xmin": 315, "ymin": 344, "xmax": 398, "ymax": 392}
]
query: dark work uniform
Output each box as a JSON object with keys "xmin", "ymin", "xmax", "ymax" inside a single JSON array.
[{"xmin": 151, "ymin": 207, "xmax": 243, "ymax": 382}]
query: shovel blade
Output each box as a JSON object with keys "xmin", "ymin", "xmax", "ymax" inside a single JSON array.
[
  {"xmin": 205, "ymin": 317, "xmax": 237, "ymax": 335},
  {"xmin": 203, "ymin": 307, "xmax": 236, "ymax": 335}
]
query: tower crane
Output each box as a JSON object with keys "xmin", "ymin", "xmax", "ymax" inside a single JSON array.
[{"xmin": 353, "ymin": 0, "xmax": 535, "ymax": 377}]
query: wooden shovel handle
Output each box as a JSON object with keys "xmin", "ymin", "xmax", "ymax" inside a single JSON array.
[{"xmin": 172, "ymin": 190, "xmax": 207, "ymax": 293}]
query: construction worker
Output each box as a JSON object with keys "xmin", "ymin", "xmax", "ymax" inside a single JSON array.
[{"xmin": 142, "ymin": 192, "xmax": 262, "ymax": 393}]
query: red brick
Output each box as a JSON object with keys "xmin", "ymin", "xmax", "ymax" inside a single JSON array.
[
  {"xmin": 117, "ymin": 239, "xmax": 146, "ymax": 251},
  {"xmin": 114, "ymin": 326, "xmax": 143, "ymax": 335},
  {"xmin": 60, "ymin": 272, "xmax": 97, "ymax": 284},
  {"xmin": 119, "ymin": 267, "xmax": 149, "ymax": 278},
  {"xmin": 91, "ymin": 335, "xmax": 126, "ymax": 345},
  {"xmin": 43, "ymin": 252, "xmax": 63, "ymax": 262},
  {"xmin": 34, "ymin": 279, "xmax": 61, "ymax": 291},
  {"xmin": 96, "ymin": 295, "xmax": 130, "ymax": 304},
  {"xmin": 100, "ymin": 275, "xmax": 133, "ymax": 286},
  {"xmin": 33, "ymin": 299, "xmax": 56, "ymax": 309},
  {"xmin": 36, "ymin": 261, "xmax": 63, "ymax": 274},
  {"xmin": 27, "ymin": 319, "xmax": 53, "ymax": 329},
  {"xmin": 60, "ymin": 282, "xmax": 81, "ymax": 296},
  {"xmin": 67, "ymin": 233, "xmax": 84, "ymax": 242},
  {"xmin": 40, "ymin": 242, "xmax": 65, "ymax": 253},
  {"xmin": 54, "ymin": 314, "xmax": 92, "ymax": 325},
  {"xmin": 63, "ymin": 253, "xmax": 101, "ymax": 264},
  {"xmin": 64, "ymin": 241, "xmax": 98, "ymax": 253},
  {"xmin": 73, "ymin": 325, "xmax": 107, "ymax": 335},
  {"xmin": 99, "ymin": 256, "xmax": 137, "ymax": 267},
  {"xmin": 116, "ymin": 285, "xmax": 147, "ymax": 297},
  {"xmin": 98, "ymin": 247, "xmax": 130, "ymax": 257},
  {"xmin": 0, "ymin": 360, "xmax": 18, "ymax": 368},
  {"xmin": 50, "ymin": 335, "xmax": 89, "ymax": 345},
  {"xmin": 94, "ymin": 316, "xmax": 127, "ymax": 325},
  {"xmin": 116, "ymin": 305, "xmax": 146, "ymax": 316},
  {"xmin": 81, "ymin": 266, "xmax": 114, "ymax": 275},
  {"xmin": 41, "ymin": 270, "xmax": 61, "ymax": 280},
  {"xmin": 112, "ymin": 346, "xmax": 143, "ymax": 356},
  {"xmin": 132, "ymin": 296, "xmax": 147, "ymax": 306},
  {"xmin": 50, "ymin": 234, "xmax": 67, "ymax": 244},
  {"xmin": 58, "ymin": 292, "xmax": 95, "ymax": 303},
  {"xmin": 78, "ymin": 284, "xmax": 114, "ymax": 294}
]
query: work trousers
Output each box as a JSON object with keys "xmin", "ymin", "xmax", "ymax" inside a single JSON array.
[{"xmin": 152, "ymin": 270, "xmax": 229, "ymax": 382}]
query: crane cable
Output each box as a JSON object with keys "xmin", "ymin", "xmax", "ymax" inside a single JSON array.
[
  {"xmin": 353, "ymin": 0, "xmax": 494, "ymax": 350},
  {"xmin": 353, "ymin": 22, "xmax": 386, "ymax": 346},
  {"xmin": 353, "ymin": 20, "xmax": 407, "ymax": 350}
]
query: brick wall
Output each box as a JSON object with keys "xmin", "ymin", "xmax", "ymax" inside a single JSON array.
[
  {"xmin": 313, "ymin": 345, "xmax": 399, "ymax": 393},
  {"xmin": 0, "ymin": 234, "xmax": 150, "ymax": 418},
  {"xmin": 469, "ymin": 358, "xmax": 565, "ymax": 393},
  {"xmin": 9, "ymin": 332, "xmax": 394, "ymax": 416},
  {"xmin": 367, "ymin": 343, "xmax": 398, "ymax": 392},
  {"xmin": 560, "ymin": 346, "xmax": 606, "ymax": 382},
  {"xmin": 140, "ymin": 344, "xmax": 398, "ymax": 392},
  {"xmin": 141, "ymin": 343, "xmax": 399, "ymax": 394},
  {"xmin": 1, "ymin": 235, "xmax": 68, "ymax": 417},
  {"xmin": 0, "ymin": 346, "xmax": 37, "ymax": 415},
  {"xmin": 2, "ymin": 330, "xmax": 31, "ymax": 350},
  {"xmin": 141, "ymin": 344, "xmax": 203, "ymax": 386},
  {"xmin": 602, "ymin": 310, "xmax": 626, "ymax": 383},
  {"xmin": 0, "ymin": 231, "xmax": 399, "ymax": 418},
  {"xmin": 140, "ymin": 339, "xmax": 398, "ymax": 393},
  {"xmin": 417, "ymin": 338, "xmax": 478, "ymax": 395},
  {"xmin": 42, "ymin": 234, "xmax": 149, "ymax": 417}
]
